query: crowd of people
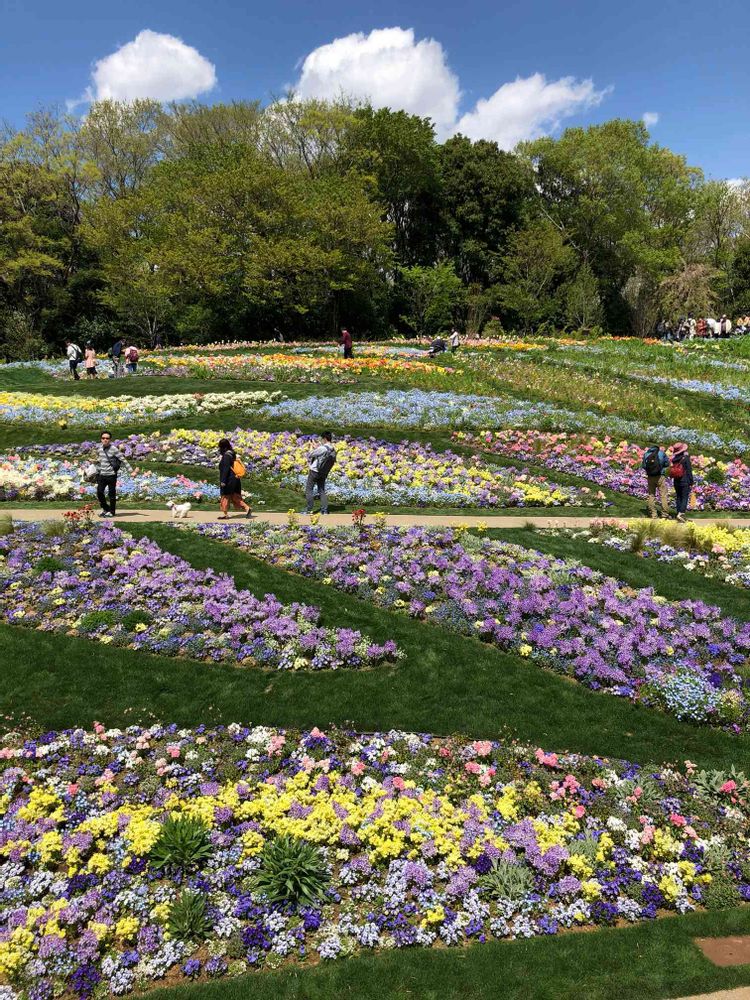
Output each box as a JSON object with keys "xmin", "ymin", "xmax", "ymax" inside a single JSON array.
[
  {"xmin": 65, "ymin": 338, "xmax": 140, "ymax": 379},
  {"xmin": 657, "ymin": 314, "xmax": 750, "ymax": 341}
]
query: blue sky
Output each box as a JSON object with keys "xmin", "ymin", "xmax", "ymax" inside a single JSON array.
[{"xmin": 2, "ymin": 0, "xmax": 748, "ymax": 178}]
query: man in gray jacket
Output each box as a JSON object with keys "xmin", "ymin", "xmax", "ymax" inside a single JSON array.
[
  {"xmin": 95, "ymin": 431, "xmax": 134, "ymax": 518},
  {"xmin": 305, "ymin": 431, "xmax": 337, "ymax": 515}
]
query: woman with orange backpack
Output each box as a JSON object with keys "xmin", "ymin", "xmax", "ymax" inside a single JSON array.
[{"xmin": 217, "ymin": 438, "xmax": 252, "ymax": 519}]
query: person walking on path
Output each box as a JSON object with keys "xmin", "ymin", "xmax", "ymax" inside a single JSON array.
[
  {"xmin": 339, "ymin": 328, "xmax": 353, "ymax": 359},
  {"xmin": 124, "ymin": 343, "xmax": 139, "ymax": 374},
  {"xmin": 109, "ymin": 337, "xmax": 124, "ymax": 377},
  {"xmin": 217, "ymin": 438, "xmax": 252, "ymax": 519},
  {"xmin": 65, "ymin": 340, "xmax": 83, "ymax": 380},
  {"xmin": 95, "ymin": 431, "xmax": 134, "ymax": 518},
  {"xmin": 449, "ymin": 329, "xmax": 461, "ymax": 353},
  {"xmin": 84, "ymin": 343, "xmax": 97, "ymax": 379},
  {"xmin": 305, "ymin": 431, "xmax": 337, "ymax": 515},
  {"xmin": 641, "ymin": 442, "xmax": 670, "ymax": 518},
  {"xmin": 669, "ymin": 442, "xmax": 694, "ymax": 523}
]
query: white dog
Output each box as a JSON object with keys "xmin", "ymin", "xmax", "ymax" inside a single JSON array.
[{"xmin": 166, "ymin": 500, "xmax": 192, "ymax": 519}]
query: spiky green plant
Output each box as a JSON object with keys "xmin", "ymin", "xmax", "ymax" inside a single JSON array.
[
  {"xmin": 150, "ymin": 816, "xmax": 212, "ymax": 872},
  {"xmin": 251, "ymin": 835, "xmax": 329, "ymax": 907},
  {"xmin": 167, "ymin": 891, "xmax": 211, "ymax": 940},
  {"xmin": 478, "ymin": 859, "xmax": 535, "ymax": 900}
]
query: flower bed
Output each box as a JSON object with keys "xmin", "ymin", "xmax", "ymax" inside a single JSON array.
[
  {"xmin": 140, "ymin": 352, "xmax": 455, "ymax": 384},
  {"xmin": 0, "ymin": 723, "xmax": 747, "ymax": 998},
  {"xmin": 554, "ymin": 519, "xmax": 750, "ymax": 591},
  {"xmin": 0, "ymin": 457, "xmax": 217, "ymax": 504},
  {"xmin": 196, "ymin": 523, "xmax": 750, "ymax": 730},
  {"xmin": 23, "ymin": 432, "xmax": 586, "ymax": 509},
  {"xmin": 0, "ymin": 390, "xmax": 282, "ymax": 427},
  {"xmin": 106, "ymin": 429, "xmax": 588, "ymax": 509},
  {"xmin": 0, "ymin": 523, "xmax": 399, "ymax": 671},
  {"xmin": 455, "ymin": 431, "xmax": 750, "ymax": 510}
]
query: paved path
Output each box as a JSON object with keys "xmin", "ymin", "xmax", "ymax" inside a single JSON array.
[
  {"xmin": 6, "ymin": 508, "xmax": 750, "ymax": 528},
  {"xmin": 676, "ymin": 990, "xmax": 750, "ymax": 1000}
]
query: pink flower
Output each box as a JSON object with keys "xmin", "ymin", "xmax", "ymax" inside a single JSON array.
[
  {"xmin": 720, "ymin": 780, "xmax": 737, "ymax": 793},
  {"xmin": 472, "ymin": 740, "xmax": 493, "ymax": 757},
  {"xmin": 669, "ymin": 813, "xmax": 686, "ymax": 827},
  {"xmin": 67, "ymin": 783, "xmax": 79, "ymax": 796},
  {"xmin": 640, "ymin": 825, "xmax": 655, "ymax": 845},
  {"xmin": 438, "ymin": 746, "xmax": 451, "ymax": 758},
  {"xmin": 572, "ymin": 804, "xmax": 586, "ymax": 819},
  {"xmin": 166, "ymin": 745, "xmax": 180, "ymax": 759},
  {"xmin": 535, "ymin": 749, "xmax": 559, "ymax": 768},
  {"xmin": 350, "ymin": 761, "xmax": 365, "ymax": 776},
  {"xmin": 464, "ymin": 761, "xmax": 482, "ymax": 775},
  {"xmin": 93, "ymin": 721, "xmax": 105, "ymax": 736},
  {"xmin": 392, "ymin": 776, "xmax": 406, "ymax": 790},
  {"xmin": 309, "ymin": 727, "xmax": 326, "ymax": 739}
]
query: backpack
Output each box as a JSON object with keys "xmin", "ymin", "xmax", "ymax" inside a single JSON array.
[
  {"xmin": 231, "ymin": 457, "xmax": 246, "ymax": 478},
  {"xmin": 317, "ymin": 447, "xmax": 337, "ymax": 479},
  {"xmin": 75, "ymin": 345, "xmax": 84, "ymax": 362},
  {"xmin": 668, "ymin": 460, "xmax": 685, "ymax": 479},
  {"xmin": 643, "ymin": 448, "xmax": 662, "ymax": 477},
  {"xmin": 129, "ymin": 348, "xmax": 139, "ymax": 362}
]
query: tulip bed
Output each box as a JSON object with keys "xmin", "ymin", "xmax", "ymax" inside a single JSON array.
[
  {"xmin": 0, "ymin": 390, "xmax": 282, "ymax": 427},
  {"xmin": 0, "ymin": 722, "xmax": 747, "ymax": 999},
  {"xmin": 0, "ymin": 457, "xmax": 217, "ymax": 504},
  {"xmin": 0, "ymin": 523, "xmax": 400, "ymax": 671},
  {"xmin": 195, "ymin": 522, "xmax": 750, "ymax": 730},
  {"xmin": 140, "ymin": 352, "xmax": 455, "ymax": 384},
  {"xmin": 551, "ymin": 519, "xmax": 750, "ymax": 591},
  {"xmin": 455, "ymin": 430, "xmax": 750, "ymax": 510}
]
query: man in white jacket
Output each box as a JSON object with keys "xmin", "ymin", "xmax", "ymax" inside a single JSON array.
[{"xmin": 65, "ymin": 340, "xmax": 82, "ymax": 380}]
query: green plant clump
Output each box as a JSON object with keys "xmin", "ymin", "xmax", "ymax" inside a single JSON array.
[
  {"xmin": 252, "ymin": 835, "xmax": 330, "ymax": 907},
  {"xmin": 121, "ymin": 609, "xmax": 154, "ymax": 632},
  {"xmin": 34, "ymin": 556, "xmax": 67, "ymax": 575},
  {"xmin": 702, "ymin": 877, "xmax": 742, "ymax": 911},
  {"xmin": 167, "ymin": 890, "xmax": 211, "ymax": 940},
  {"xmin": 150, "ymin": 816, "xmax": 213, "ymax": 872},
  {"xmin": 478, "ymin": 860, "xmax": 535, "ymax": 900},
  {"xmin": 77, "ymin": 610, "xmax": 118, "ymax": 633}
]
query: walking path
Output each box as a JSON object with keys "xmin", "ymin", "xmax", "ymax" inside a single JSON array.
[
  {"xmin": 6, "ymin": 508, "xmax": 750, "ymax": 528},
  {"xmin": 676, "ymin": 990, "xmax": 750, "ymax": 1000}
]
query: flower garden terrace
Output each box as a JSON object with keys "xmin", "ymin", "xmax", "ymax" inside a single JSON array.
[
  {"xmin": 0, "ymin": 723, "xmax": 747, "ymax": 999},
  {"xmin": 455, "ymin": 430, "xmax": 750, "ymax": 511},
  {"xmin": 194, "ymin": 521, "xmax": 750, "ymax": 732},
  {"xmin": 0, "ymin": 522, "xmax": 400, "ymax": 672},
  {"xmin": 20, "ymin": 431, "xmax": 590, "ymax": 510}
]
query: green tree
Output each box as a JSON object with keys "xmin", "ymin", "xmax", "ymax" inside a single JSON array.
[
  {"xmin": 494, "ymin": 220, "xmax": 574, "ymax": 333},
  {"xmin": 349, "ymin": 106, "xmax": 442, "ymax": 266},
  {"xmin": 399, "ymin": 262, "xmax": 464, "ymax": 337},
  {"xmin": 79, "ymin": 99, "xmax": 166, "ymax": 199},
  {"xmin": 523, "ymin": 120, "xmax": 700, "ymax": 332},
  {"xmin": 438, "ymin": 135, "xmax": 533, "ymax": 285},
  {"xmin": 658, "ymin": 262, "xmax": 720, "ymax": 322},
  {"xmin": 565, "ymin": 263, "xmax": 603, "ymax": 330}
]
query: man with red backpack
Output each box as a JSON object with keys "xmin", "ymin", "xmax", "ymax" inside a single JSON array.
[{"xmin": 641, "ymin": 443, "xmax": 670, "ymax": 519}]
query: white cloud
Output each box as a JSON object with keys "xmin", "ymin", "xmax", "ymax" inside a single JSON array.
[
  {"xmin": 642, "ymin": 111, "xmax": 659, "ymax": 127},
  {"xmin": 295, "ymin": 28, "xmax": 608, "ymax": 146},
  {"xmin": 295, "ymin": 27, "xmax": 460, "ymax": 133},
  {"xmin": 86, "ymin": 29, "xmax": 217, "ymax": 103},
  {"xmin": 456, "ymin": 74, "xmax": 608, "ymax": 148},
  {"xmin": 727, "ymin": 177, "xmax": 747, "ymax": 189}
]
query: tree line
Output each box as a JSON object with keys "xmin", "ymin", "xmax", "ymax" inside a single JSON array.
[{"xmin": 1, "ymin": 97, "xmax": 749, "ymax": 355}]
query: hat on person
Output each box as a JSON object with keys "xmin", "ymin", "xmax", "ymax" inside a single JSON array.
[{"xmin": 672, "ymin": 442, "xmax": 688, "ymax": 456}]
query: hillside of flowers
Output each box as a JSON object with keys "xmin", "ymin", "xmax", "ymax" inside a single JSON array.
[
  {"xmin": 140, "ymin": 352, "xmax": 455, "ymax": 384},
  {"xmin": 552, "ymin": 519, "xmax": 750, "ymax": 591},
  {"xmin": 0, "ymin": 523, "xmax": 400, "ymax": 671},
  {"xmin": 196, "ymin": 522, "xmax": 750, "ymax": 730},
  {"xmin": 0, "ymin": 722, "xmax": 747, "ymax": 998},
  {"xmin": 84, "ymin": 429, "xmax": 588, "ymax": 509},
  {"xmin": 254, "ymin": 389, "xmax": 749, "ymax": 454},
  {"xmin": 455, "ymin": 431, "xmax": 750, "ymax": 510},
  {"xmin": 0, "ymin": 457, "xmax": 217, "ymax": 504},
  {"xmin": 0, "ymin": 390, "xmax": 282, "ymax": 427}
]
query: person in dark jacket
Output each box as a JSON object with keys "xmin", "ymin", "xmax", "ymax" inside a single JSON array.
[
  {"xmin": 217, "ymin": 438, "xmax": 252, "ymax": 519},
  {"xmin": 670, "ymin": 442, "xmax": 694, "ymax": 522},
  {"xmin": 339, "ymin": 328, "xmax": 353, "ymax": 359},
  {"xmin": 641, "ymin": 443, "xmax": 670, "ymax": 518}
]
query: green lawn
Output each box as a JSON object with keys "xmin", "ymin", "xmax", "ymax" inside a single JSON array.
[
  {"xmin": 3, "ymin": 522, "xmax": 748, "ymax": 771},
  {"xmin": 150, "ymin": 907, "xmax": 750, "ymax": 1000}
]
